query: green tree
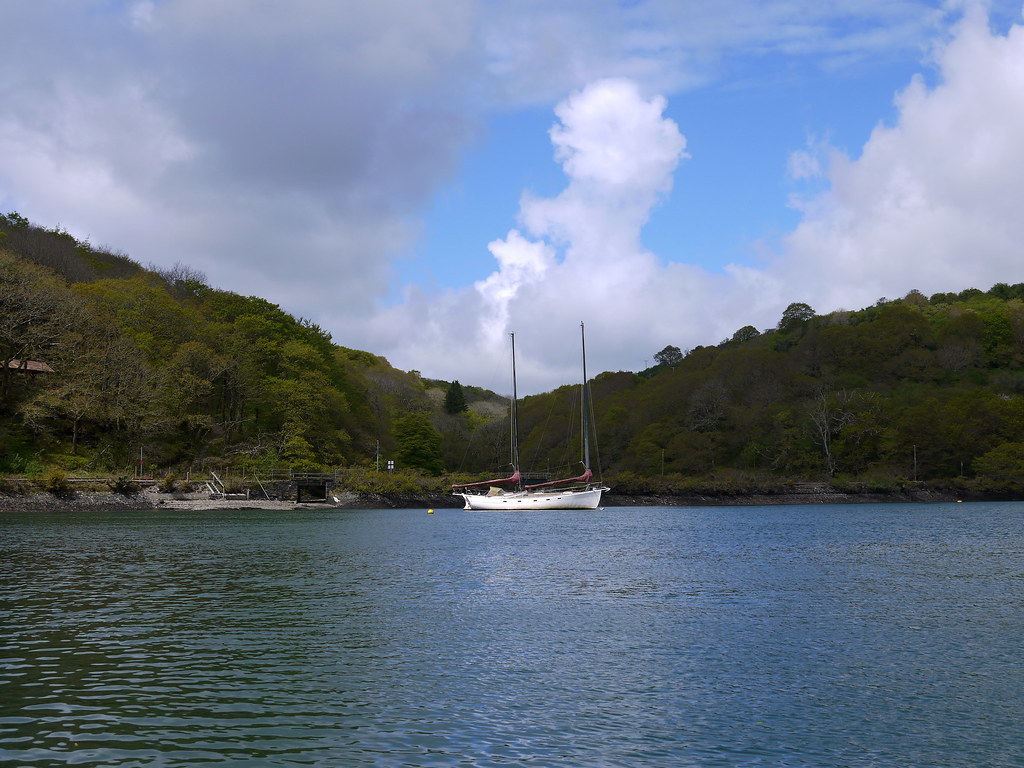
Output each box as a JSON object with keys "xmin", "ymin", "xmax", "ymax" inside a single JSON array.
[
  {"xmin": 778, "ymin": 302, "xmax": 815, "ymax": 332},
  {"xmin": 654, "ymin": 345, "xmax": 684, "ymax": 367},
  {"xmin": 264, "ymin": 340, "xmax": 349, "ymax": 466},
  {"xmin": 22, "ymin": 309, "xmax": 152, "ymax": 455},
  {"xmin": 730, "ymin": 325, "xmax": 760, "ymax": 344},
  {"xmin": 974, "ymin": 442, "xmax": 1024, "ymax": 489},
  {"xmin": 1, "ymin": 212, "xmax": 30, "ymax": 229},
  {"xmin": 280, "ymin": 417, "xmax": 320, "ymax": 469},
  {"xmin": 74, "ymin": 275, "xmax": 201, "ymax": 361},
  {"xmin": 393, "ymin": 413, "xmax": 444, "ymax": 475},
  {"xmin": 444, "ymin": 380, "xmax": 468, "ymax": 414},
  {"xmin": 0, "ymin": 252, "xmax": 80, "ymax": 407}
]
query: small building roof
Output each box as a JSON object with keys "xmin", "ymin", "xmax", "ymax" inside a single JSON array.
[{"xmin": 7, "ymin": 359, "xmax": 55, "ymax": 373}]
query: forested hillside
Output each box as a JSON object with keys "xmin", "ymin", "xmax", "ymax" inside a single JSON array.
[
  {"xmin": 0, "ymin": 214, "xmax": 505, "ymax": 483},
  {"xmin": 3, "ymin": 212, "xmax": 1023, "ymax": 496},
  {"xmin": 515, "ymin": 289, "xmax": 1024, "ymax": 495}
]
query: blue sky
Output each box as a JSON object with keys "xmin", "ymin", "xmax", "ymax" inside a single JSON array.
[
  {"xmin": 3, "ymin": 1, "xmax": 1024, "ymax": 393},
  {"xmin": 417, "ymin": 68, "xmax": 894, "ymax": 289},
  {"xmin": 414, "ymin": 41, "xmax": 908, "ymax": 290}
]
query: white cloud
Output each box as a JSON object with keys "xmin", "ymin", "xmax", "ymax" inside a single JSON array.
[
  {"xmin": 378, "ymin": 6, "xmax": 1024, "ymax": 393},
  {"xmin": 0, "ymin": 0, "xmax": 480, "ymax": 312},
  {"xmin": 475, "ymin": 230, "xmax": 557, "ymax": 347},
  {"xmin": 370, "ymin": 78, "xmax": 696, "ymax": 392},
  {"xmin": 775, "ymin": 4, "xmax": 1024, "ymax": 311}
]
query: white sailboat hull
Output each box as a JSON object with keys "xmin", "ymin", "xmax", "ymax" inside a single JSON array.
[
  {"xmin": 453, "ymin": 324, "xmax": 609, "ymax": 511},
  {"xmin": 457, "ymin": 486, "xmax": 607, "ymax": 510}
]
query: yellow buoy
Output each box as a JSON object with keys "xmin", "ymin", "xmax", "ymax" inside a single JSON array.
[{"xmin": 428, "ymin": 509, "xmax": 435, "ymax": 514}]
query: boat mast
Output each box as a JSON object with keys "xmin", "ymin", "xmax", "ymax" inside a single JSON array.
[
  {"xmin": 510, "ymin": 332, "xmax": 521, "ymax": 487},
  {"xmin": 580, "ymin": 322, "xmax": 590, "ymax": 471}
]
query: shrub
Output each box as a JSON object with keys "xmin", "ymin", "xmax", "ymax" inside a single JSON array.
[
  {"xmin": 338, "ymin": 467, "xmax": 451, "ymax": 495},
  {"xmin": 45, "ymin": 469, "xmax": 72, "ymax": 496},
  {"xmin": 108, "ymin": 476, "xmax": 138, "ymax": 495}
]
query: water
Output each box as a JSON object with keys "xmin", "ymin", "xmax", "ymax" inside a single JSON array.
[{"xmin": 1, "ymin": 503, "xmax": 1022, "ymax": 767}]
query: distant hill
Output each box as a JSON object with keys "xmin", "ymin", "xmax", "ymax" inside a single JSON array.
[{"xmin": 2, "ymin": 211, "xmax": 1023, "ymax": 496}]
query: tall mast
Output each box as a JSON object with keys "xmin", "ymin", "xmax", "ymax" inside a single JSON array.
[
  {"xmin": 510, "ymin": 332, "xmax": 521, "ymax": 483},
  {"xmin": 580, "ymin": 322, "xmax": 590, "ymax": 471}
]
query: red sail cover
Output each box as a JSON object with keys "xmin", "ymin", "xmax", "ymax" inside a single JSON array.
[
  {"xmin": 452, "ymin": 470, "xmax": 522, "ymax": 490},
  {"xmin": 524, "ymin": 467, "xmax": 592, "ymax": 490}
]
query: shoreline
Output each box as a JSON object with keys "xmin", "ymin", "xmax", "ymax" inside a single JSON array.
[{"xmin": 1, "ymin": 485, "xmax": 1013, "ymax": 513}]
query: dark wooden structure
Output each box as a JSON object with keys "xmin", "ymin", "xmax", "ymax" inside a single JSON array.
[
  {"xmin": 251, "ymin": 469, "xmax": 338, "ymax": 502},
  {"xmin": 293, "ymin": 472, "xmax": 334, "ymax": 502}
]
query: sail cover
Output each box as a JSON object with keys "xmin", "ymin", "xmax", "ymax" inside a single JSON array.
[{"xmin": 453, "ymin": 470, "xmax": 522, "ymax": 490}]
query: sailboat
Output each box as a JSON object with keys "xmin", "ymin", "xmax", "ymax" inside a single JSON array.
[{"xmin": 453, "ymin": 323, "xmax": 609, "ymax": 510}]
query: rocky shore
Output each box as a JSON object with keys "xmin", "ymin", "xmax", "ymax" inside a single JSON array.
[
  {"xmin": 0, "ymin": 482, "xmax": 989, "ymax": 513},
  {"xmin": 0, "ymin": 487, "xmax": 470, "ymax": 512}
]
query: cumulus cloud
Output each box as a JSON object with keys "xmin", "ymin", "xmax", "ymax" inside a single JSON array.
[
  {"xmin": 375, "ymin": 6, "xmax": 1024, "ymax": 393},
  {"xmin": 774, "ymin": 4, "xmax": 1024, "ymax": 312},
  {"xmin": 494, "ymin": 79, "xmax": 691, "ymax": 344},
  {"xmin": 368, "ymin": 78, "xmax": 700, "ymax": 391}
]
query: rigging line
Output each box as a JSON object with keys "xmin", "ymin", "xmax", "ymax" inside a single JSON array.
[
  {"xmin": 586, "ymin": 381, "xmax": 604, "ymax": 480},
  {"xmin": 510, "ymin": 332, "xmax": 520, "ymax": 475}
]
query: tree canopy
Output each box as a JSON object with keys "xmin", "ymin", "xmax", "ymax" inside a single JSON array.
[
  {"xmin": 393, "ymin": 413, "xmax": 444, "ymax": 475},
  {"xmin": 654, "ymin": 345, "xmax": 684, "ymax": 367},
  {"xmin": 444, "ymin": 380, "xmax": 468, "ymax": 414},
  {"xmin": 778, "ymin": 302, "xmax": 815, "ymax": 332}
]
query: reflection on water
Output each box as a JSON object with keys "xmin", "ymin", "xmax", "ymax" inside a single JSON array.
[{"xmin": 2, "ymin": 504, "xmax": 1023, "ymax": 766}]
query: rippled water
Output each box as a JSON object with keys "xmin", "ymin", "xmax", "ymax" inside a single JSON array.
[{"xmin": 2, "ymin": 503, "xmax": 1023, "ymax": 767}]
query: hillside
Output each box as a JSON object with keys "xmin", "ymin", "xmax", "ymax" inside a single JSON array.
[
  {"xmin": 2, "ymin": 211, "xmax": 1023, "ymax": 497},
  {"xmin": 0, "ymin": 213, "xmax": 504, "ymax": 482},
  {"xmin": 514, "ymin": 289, "xmax": 1024, "ymax": 496}
]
